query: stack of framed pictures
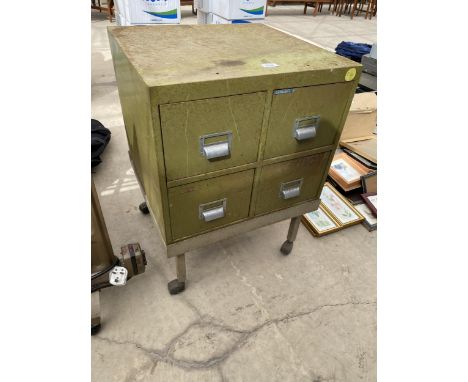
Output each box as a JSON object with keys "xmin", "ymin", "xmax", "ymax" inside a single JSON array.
[
  {"xmin": 302, "ymin": 182, "xmax": 365, "ymax": 237},
  {"xmin": 361, "ymin": 192, "xmax": 377, "ymax": 217},
  {"xmin": 361, "ymin": 171, "xmax": 377, "ymax": 194},
  {"xmin": 328, "ymin": 152, "xmax": 372, "ymax": 192},
  {"xmin": 355, "ymin": 202, "xmax": 377, "ymax": 231}
]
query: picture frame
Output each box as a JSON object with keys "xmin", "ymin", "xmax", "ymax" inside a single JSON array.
[
  {"xmin": 361, "ymin": 192, "xmax": 377, "ymax": 217},
  {"xmin": 301, "ymin": 204, "xmax": 342, "ymax": 237},
  {"xmin": 328, "ymin": 152, "xmax": 372, "ymax": 192},
  {"xmin": 320, "ymin": 182, "xmax": 365, "ymax": 227},
  {"xmin": 355, "ymin": 202, "xmax": 377, "ymax": 231},
  {"xmin": 361, "ymin": 171, "xmax": 377, "ymax": 194}
]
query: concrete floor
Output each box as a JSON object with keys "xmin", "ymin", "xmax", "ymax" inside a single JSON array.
[{"xmin": 92, "ymin": 5, "xmax": 376, "ymax": 382}]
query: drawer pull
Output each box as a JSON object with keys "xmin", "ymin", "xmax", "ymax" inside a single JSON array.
[
  {"xmin": 200, "ymin": 131, "xmax": 232, "ymax": 160},
  {"xmin": 199, "ymin": 198, "xmax": 227, "ymax": 222},
  {"xmin": 279, "ymin": 179, "xmax": 304, "ymax": 200},
  {"xmin": 293, "ymin": 116, "xmax": 320, "ymax": 141}
]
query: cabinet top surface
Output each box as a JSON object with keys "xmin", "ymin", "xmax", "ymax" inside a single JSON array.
[{"xmin": 108, "ymin": 24, "xmax": 359, "ymax": 88}]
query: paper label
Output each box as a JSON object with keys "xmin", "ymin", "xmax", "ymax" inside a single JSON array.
[
  {"xmin": 273, "ymin": 88, "xmax": 295, "ymax": 95},
  {"xmin": 345, "ymin": 68, "xmax": 357, "ymax": 81}
]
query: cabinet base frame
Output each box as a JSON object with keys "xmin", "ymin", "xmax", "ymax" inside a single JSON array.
[{"xmin": 131, "ymin": 154, "xmax": 320, "ymax": 294}]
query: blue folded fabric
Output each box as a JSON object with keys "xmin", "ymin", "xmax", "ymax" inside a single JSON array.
[{"xmin": 335, "ymin": 41, "xmax": 372, "ymax": 62}]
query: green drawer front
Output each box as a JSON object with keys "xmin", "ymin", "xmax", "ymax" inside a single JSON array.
[
  {"xmin": 264, "ymin": 83, "xmax": 353, "ymax": 159},
  {"xmin": 255, "ymin": 152, "xmax": 330, "ymax": 216},
  {"xmin": 168, "ymin": 170, "xmax": 255, "ymax": 241},
  {"xmin": 160, "ymin": 92, "xmax": 266, "ymax": 181}
]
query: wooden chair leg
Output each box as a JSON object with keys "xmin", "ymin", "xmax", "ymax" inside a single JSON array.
[
  {"xmin": 304, "ymin": 2, "xmax": 308, "ymax": 14},
  {"xmin": 339, "ymin": 1, "xmax": 344, "ymax": 17},
  {"xmin": 350, "ymin": 0, "xmax": 357, "ymax": 19},
  {"xmin": 108, "ymin": 0, "xmax": 113, "ymax": 22},
  {"xmin": 356, "ymin": 0, "xmax": 363, "ymax": 16}
]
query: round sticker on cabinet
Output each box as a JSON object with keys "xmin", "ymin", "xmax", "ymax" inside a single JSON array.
[{"xmin": 345, "ymin": 68, "xmax": 356, "ymax": 81}]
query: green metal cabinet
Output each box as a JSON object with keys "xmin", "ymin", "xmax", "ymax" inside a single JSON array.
[{"xmin": 108, "ymin": 24, "xmax": 361, "ymax": 293}]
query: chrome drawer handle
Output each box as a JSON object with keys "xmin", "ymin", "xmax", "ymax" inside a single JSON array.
[
  {"xmin": 293, "ymin": 116, "xmax": 320, "ymax": 141},
  {"xmin": 200, "ymin": 131, "xmax": 232, "ymax": 160},
  {"xmin": 279, "ymin": 179, "xmax": 304, "ymax": 200},
  {"xmin": 199, "ymin": 198, "xmax": 227, "ymax": 222}
]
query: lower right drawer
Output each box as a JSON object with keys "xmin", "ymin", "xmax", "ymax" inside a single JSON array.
[{"xmin": 254, "ymin": 152, "xmax": 331, "ymax": 216}]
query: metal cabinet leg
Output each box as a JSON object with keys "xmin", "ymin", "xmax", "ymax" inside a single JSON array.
[
  {"xmin": 280, "ymin": 216, "xmax": 301, "ymax": 255},
  {"xmin": 91, "ymin": 291, "xmax": 101, "ymax": 335},
  {"xmin": 168, "ymin": 254, "xmax": 186, "ymax": 295},
  {"xmin": 139, "ymin": 201, "xmax": 149, "ymax": 214}
]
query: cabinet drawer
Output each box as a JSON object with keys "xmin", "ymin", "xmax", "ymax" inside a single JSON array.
[
  {"xmin": 255, "ymin": 153, "xmax": 330, "ymax": 215},
  {"xmin": 264, "ymin": 83, "xmax": 353, "ymax": 159},
  {"xmin": 160, "ymin": 92, "xmax": 266, "ymax": 181},
  {"xmin": 168, "ymin": 170, "xmax": 254, "ymax": 240}
]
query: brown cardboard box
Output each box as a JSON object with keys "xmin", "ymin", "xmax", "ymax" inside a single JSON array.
[
  {"xmin": 340, "ymin": 92, "xmax": 377, "ymax": 163},
  {"xmin": 340, "ymin": 92, "xmax": 377, "ymax": 141}
]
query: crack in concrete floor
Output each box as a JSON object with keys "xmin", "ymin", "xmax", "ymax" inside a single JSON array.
[{"xmin": 95, "ymin": 300, "xmax": 376, "ymax": 372}]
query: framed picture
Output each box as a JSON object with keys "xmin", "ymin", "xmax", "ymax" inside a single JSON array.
[
  {"xmin": 328, "ymin": 152, "xmax": 372, "ymax": 192},
  {"xmin": 361, "ymin": 171, "xmax": 377, "ymax": 194},
  {"xmin": 302, "ymin": 204, "xmax": 342, "ymax": 237},
  {"xmin": 320, "ymin": 182, "xmax": 365, "ymax": 227},
  {"xmin": 355, "ymin": 202, "xmax": 377, "ymax": 231},
  {"xmin": 361, "ymin": 192, "xmax": 377, "ymax": 217}
]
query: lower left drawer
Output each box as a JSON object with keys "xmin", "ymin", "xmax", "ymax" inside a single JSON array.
[{"xmin": 168, "ymin": 170, "xmax": 255, "ymax": 241}]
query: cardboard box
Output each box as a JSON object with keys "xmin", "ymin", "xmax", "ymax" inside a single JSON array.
[
  {"xmin": 212, "ymin": 0, "xmax": 266, "ymax": 20},
  {"xmin": 211, "ymin": 13, "xmax": 263, "ymax": 24},
  {"xmin": 339, "ymin": 92, "xmax": 377, "ymax": 164},
  {"xmin": 123, "ymin": 0, "xmax": 181, "ymax": 25},
  {"xmin": 340, "ymin": 92, "xmax": 377, "ymax": 141}
]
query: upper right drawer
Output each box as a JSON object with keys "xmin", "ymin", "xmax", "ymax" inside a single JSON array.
[{"xmin": 263, "ymin": 82, "xmax": 354, "ymax": 159}]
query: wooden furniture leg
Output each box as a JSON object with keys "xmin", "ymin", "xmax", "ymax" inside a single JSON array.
[
  {"xmin": 168, "ymin": 254, "xmax": 186, "ymax": 295},
  {"xmin": 280, "ymin": 216, "xmax": 301, "ymax": 255},
  {"xmin": 304, "ymin": 2, "xmax": 308, "ymax": 14},
  {"xmin": 107, "ymin": 0, "xmax": 114, "ymax": 22},
  {"xmin": 370, "ymin": 0, "xmax": 376, "ymax": 19},
  {"xmin": 332, "ymin": 0, "xmax": 338, "ymax": 15},
  {"xmin": 350, "ymin": 0, "xmax": 358, "ymax": 19}
]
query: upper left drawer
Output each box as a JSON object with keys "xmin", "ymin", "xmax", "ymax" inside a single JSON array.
[{"xmin": 160, "ymin": 92, "xmax": 266, "ymax": 181}]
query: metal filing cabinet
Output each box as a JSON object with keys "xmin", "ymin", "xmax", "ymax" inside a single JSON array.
[{"xmin": 108, "ymin": 24, "xmax": 361, "ymax": 294}]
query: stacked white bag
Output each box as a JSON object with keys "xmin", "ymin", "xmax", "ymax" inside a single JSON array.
[
  {"xmin": 115, "ymin": 0, "xmax": 181, "ymax": 25},
  {"xmin": 196, "ymin": 0, "xmax": 266, "ymax": 25}
]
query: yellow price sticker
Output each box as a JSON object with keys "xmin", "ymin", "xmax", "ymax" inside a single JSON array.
[{"xmin": 345, "ymin": 68, "xmax": 356, "ymax": 81}]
